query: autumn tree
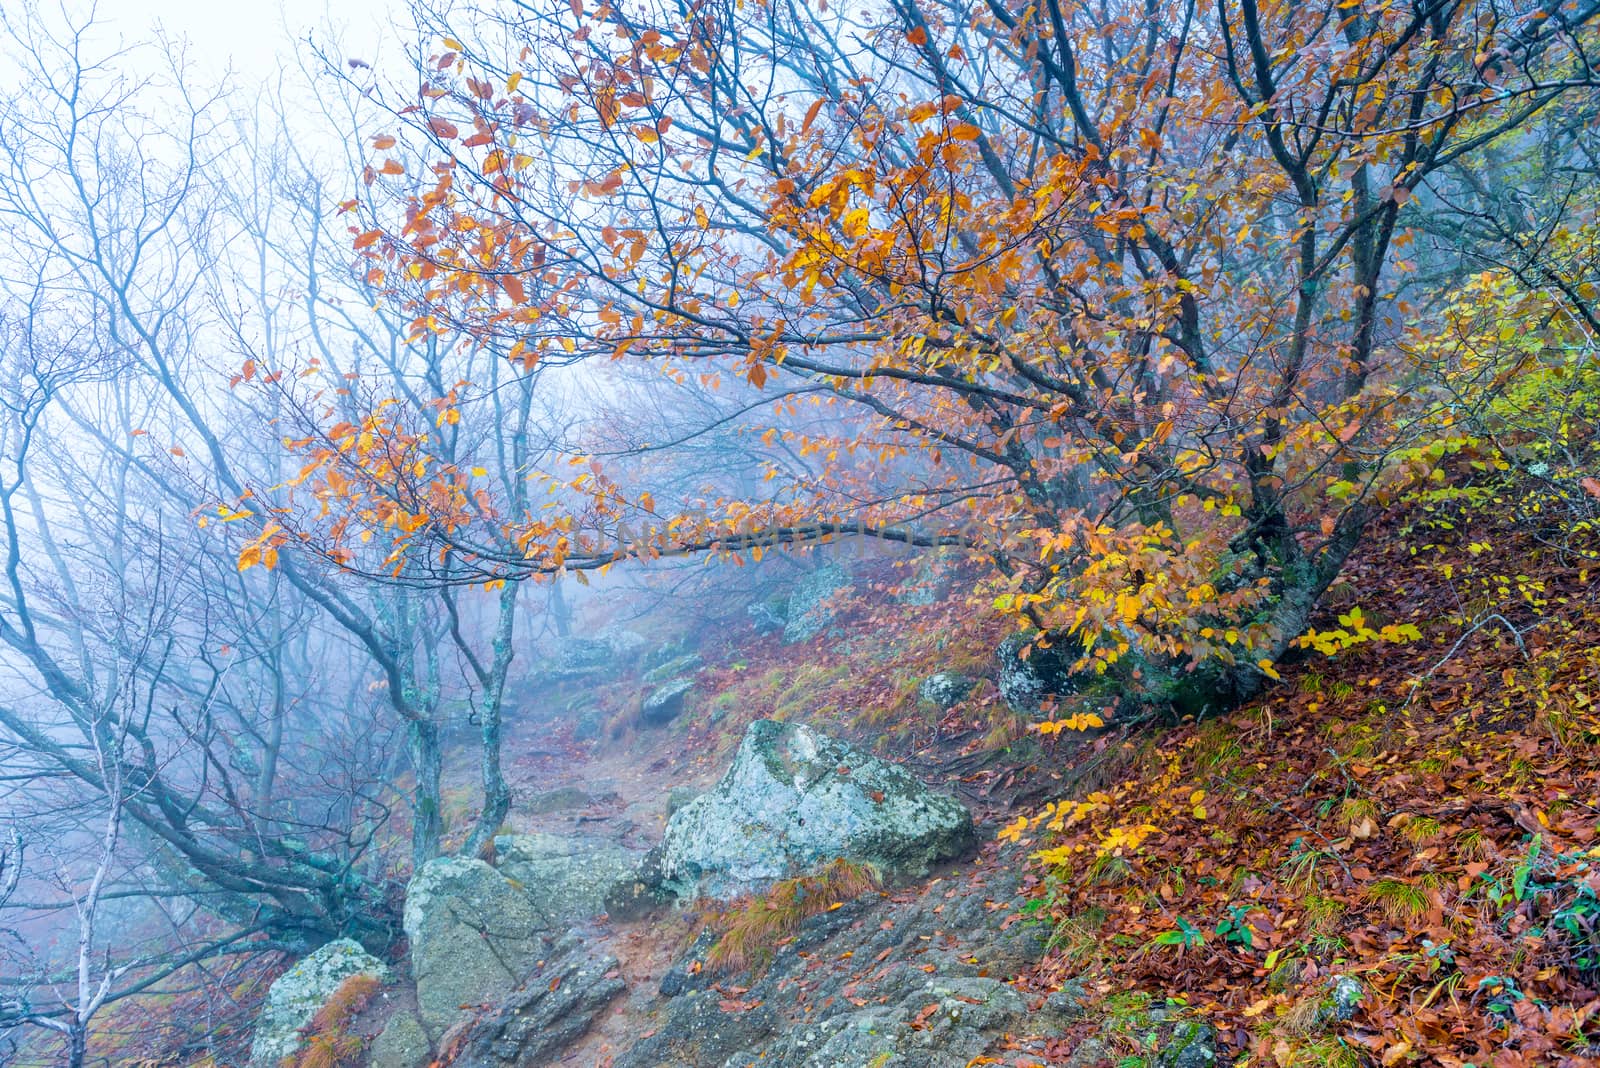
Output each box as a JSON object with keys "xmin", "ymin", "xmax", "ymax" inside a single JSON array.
[{"xmin": 257, "ymin": 0, "xmax": 1600, "ymax": 715}]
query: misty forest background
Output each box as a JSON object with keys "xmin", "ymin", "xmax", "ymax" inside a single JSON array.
[{"xmin": 1, "ymin": 0, "xmax": 1598, "ymax": 1063}]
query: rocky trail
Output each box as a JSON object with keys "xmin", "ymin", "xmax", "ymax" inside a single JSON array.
[{"xmin": 250, "ymin": 631, "xmax": 1217, "ymax": 1068}]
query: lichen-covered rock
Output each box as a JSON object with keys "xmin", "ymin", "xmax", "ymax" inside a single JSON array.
[
  {"xmin": 783, "ymin": 563, "xmax": 854, "ymax": 644},
  {"xmin": 444, "ymin": 934, "xmax": 625, "ymax": 1068},
  {"xmin": 524, "ymin": 785, "xmax": 595, "ymax": 813},
  {"xmin": 722, "ymin": 975, "xmax": 1028, "ymax": 1068},
  {"xmin": 747, "ymin": 599, "xmax": 788, "ymax": 634},
  {"xmin": 918, "ymin": 673, "xmax": 976, "ymax": 710},
  {"xmin": 1152, "ymin": 1015, "xmax": 1220, "ymax": 1068},
  {"xmin": 644, "ymin": 653, "xmax": 704, "ymax": 685},
  {"xmin": 601, "ymin": 627, "xmax": 650, "ymax": 663},
  {"xmin": 641, "ymin": 676, "xmax": 695, "ymax": 726},
  {"xmin": 644, "ymin": 719, "xmax": 973, "ymax": 900},
  {"xmin": 402, "ymin": 857, "xmax": 545, "ymax": 1038},
  {"xmin": 493, "ymin": 832, "xmax": 639, "ymax": 926},
  {"xmin": 666, "ymin": 785, "xmax": 701, "ymax": 818},
  {"xmin": 247, "ymin": 939, "xmax": 389, "ymax": 1067},
  {"xmin": 995, "ymin": 632, "xmax": 1087, "ymax": 713},
  {"xmin": 557, "ymin": 637, "xmax": 614, "ymax": 672},
  {"xmin": 555, "ymin": 629, "xmax": 648, "ymax": 673},
  {"xmin": 1326, "ymin": 973, "xmax": 1364, "ymax": 1022},
  {"xmin": 369, "ymin": 1008, "xmax": 431, "ymax": 1068},
  {"xmin": 573, "ymin": 705, "xmax": 607, "ymax": 741},
  {"xmin": 893, "ymin": 548, "xmax": 962, "ymax": 606}
]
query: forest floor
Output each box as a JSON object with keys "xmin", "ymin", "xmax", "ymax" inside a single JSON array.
[{"xmin": 476, "ymin": 464, "xmax": 1600, "ymax": 1068}]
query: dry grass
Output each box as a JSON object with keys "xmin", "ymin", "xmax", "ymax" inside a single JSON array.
[
  {"xmin": 704, "ymin": 858, "xmax": 881, "ymax": 974},
  {"xmin": 283, "ymin": 974, "xmax": 381, "ymax": 1068}
]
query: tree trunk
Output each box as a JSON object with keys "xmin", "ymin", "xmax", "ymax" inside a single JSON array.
[{"xmin": 407, "ymin": 720, "xmax": 443, "ymax": 867}]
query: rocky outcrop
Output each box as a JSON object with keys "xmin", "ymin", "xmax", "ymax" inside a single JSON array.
[
  {"xmin": 555, "ymin": 629, "xmax": 649, "ymax": 674},
  {"xmin": 918, "ymin": 672, "xmax": 976, "ymax": 709},
  {"xmin": 893, "ymin": 548, "xmax": 962, "ymax": 606},
  {"xmin": 783, "ymin": 563, "xmax": 853, "ymax": 644},
  {"xmin": 747, "ymin": 599, "xmax": 788, "ymax": 635},
  {"xmin": 616, "ymin": 845, "xmax": 1062, "ymax": 1068},
  {"xmin": 248, "ymin": 939, "xmax": 389, "ymax": 1067},
  {"xmin": 996, "ymin": 632, "xmax": 1088, "ymax": 713},
  {"xmin": 369, "ymin": 1009, "xmax": 430, "ymax": 1068},
  {"xmin": 639, "ymin": 719, "xmax": 973, "ymax": 901},
  {"xmin": 557, "ymin": 637, "xmax": 614, "ymax": 672},
  {"xmin": 735, "ymin": 974, "xmax": 1037, "ymax": 1068},
  {"xmin": 493, "ymin": 832, "xmax": 638, "ymax": 926},
  {"xmin": 641, "ymin": 676, "xmax": 695, "ymax": 726},
  {"xmin": 402, "ymin": 857, "xmax": 545, "ymax": 1038},
  {"xmin": 441, "ymin": 934, "xmax": 624, "ymax": 1067},
  {"xmin": 644, "ymin": 653, "xmax": 704, "ymax": 685},
  {"xmin": 524, "ymin": 785, "xmax": 596, "ymax": 813}
]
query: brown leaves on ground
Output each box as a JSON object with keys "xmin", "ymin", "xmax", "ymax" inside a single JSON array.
[{"xmin": 1016, "ymin": 478, "xmax": 1600, "ymax": 1066}]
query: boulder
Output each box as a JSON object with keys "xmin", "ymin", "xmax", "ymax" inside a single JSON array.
[
  {"xmin": 524, "ymin": 785, "xmax": 594, "ymax": 814},
  {"xmin": 644, "ymin": 653, "xmax": 704, "ymax": 685},
  {"xmin": 641, "ymin": 677, "xmax": 695, "ymax": 726},
  {"xmin": 443, "ymin": 934, "xmax": 625, "ymax": 1068},
  {"xmin": 995, "ymin": 632, "xmax": 1088, "ymax": 714},
  {"xmin": 557, "ymin": 637, "xmax": 614, "ymax": 672},
  {"xmin": 493, "ymin": 832, "xmax": 639, "ymax": 925},
  {"xmin": 601, "ymin": 627, "xmax": 650, "ymax": 663},
  {"xmin": 403, "ymin": 857, "xmax": 546, "ymax": 1038},
  {"xmin": 643, "ymin": 719, "xmax": 973, "ymax": 900},
  {"xmin": 573, "ymin": 705, "xmax": 607, "ymax": 742},
  {"xmin": 723, "ymin": 975, "xmax": 1027, "ymax": 1068},
  {"xmin": 893, "ymin": 548, "xmax": 962, "ymax": 606},
  {"xmin": 918, "ymin": 673, "xmax": 976, "ymax": 710},
  {"xmin": 247, "ymin": 939, "xmax": 389, "ymax": 1067},
  {"xmin": 747, "ymin": 599, "xmax": 788, "ymax": 635},
  {"xmin": 666, "ymin": 785, "xmax": 701, "ymax": 818},
  {"xmin": 783, "ymin": 563, "xmax": 854, "ymax": 644},
  {"xmin": 555, "ymin": 629, "xmax": 648, "ymax": 674},
  {"xmin": 369, "ymin": 1009, "xmax": 431, "ymax": 1068}
]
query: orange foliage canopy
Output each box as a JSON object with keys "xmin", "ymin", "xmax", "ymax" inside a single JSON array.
[{"xmin": 247, "ymin": 0, "xmax": 1599, "ymax": 692}]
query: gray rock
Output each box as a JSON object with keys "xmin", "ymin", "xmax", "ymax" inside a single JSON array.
[
  {"xmin": 524, "ymin": 785, "xmax": 594, "ymax": 814},
  {"xmin": 783, "ymin": 563, "xmax": 854, "ymax": 644},
  {"xmin": 573, "ymin": 705, "xmax": 607, "ymax": 742},
  {"xmin": 602, "ymin": 627, "xmax": 650, "ymax": 663},
  {"xmin": 1135, "ymin": 1009, "xmax": 1222, "ymax": 1068},
  {"xmin": 996, "ymin": 632, "xmax": 1087, "ymax": 714},
  {"xmin": 1327, "ymin": 973, "xmax": 1364, "ymax": 1021},
  {"xmin": 617, "ymin": 990, "xmax": 780, "ymax": 1068},
  {"xmin": 1065, "ymin": 1038, "xmax": 1113, "ymax": 1068},
  {"xmin": 893, "ymin": 548, "xmax": 962, "ymax": 606},
  {"xmin": 659, "ymin": 929, "xmax": 719, "ymax": 997},
  {"xmin": 666, "ymin": 785, "xmax": 701, "ymax": 818},
  {"xmin": 644, "ymin": 719, "xmax": 974, "ymax": 901},
  {"xmin": 645, "ymin": 653, "xmax": 704, "ymax": 685},
  {"xmin": 918, "ymin": 673, "xmax": 976, "ymax": 710},
  {"xmin": 555, "ymin": 629, "xmax": 648, "ymax": 674},
  {"xmin": 445, "ymin": 934, "xmax": 624, "ymax": 1067},
  {"xmin": 641, "ymin": 677, "xmax": 695, "ymax": 726},
  {"xmin": 369, "ymin": 1008, "xmax": 431, "ymax": 1068},
  {"xmin": 493, "ymin": 832, "xmax": 639, "ymax": 926},
  {"xmin": 747, "ymin": 599, "xmax": 788, "ymax": 635},
  {"xmin": 723, "ymin": 975, "xmax": 1028, "ymax": 1068},
  {"xmin": 402, "ymin": 857, "xmax": 545, "ymax": 1038},
  {"xmin": 247, "ymin": 938, "xmax": 389, "ymax": 1067},
  {"xmin": 557, "ymin": 637, "xmax": 614, "ymax": 672},
  {"xmin": 1157, "ymin": 1019, "xmax": 1220, "ymax": 1068}
]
